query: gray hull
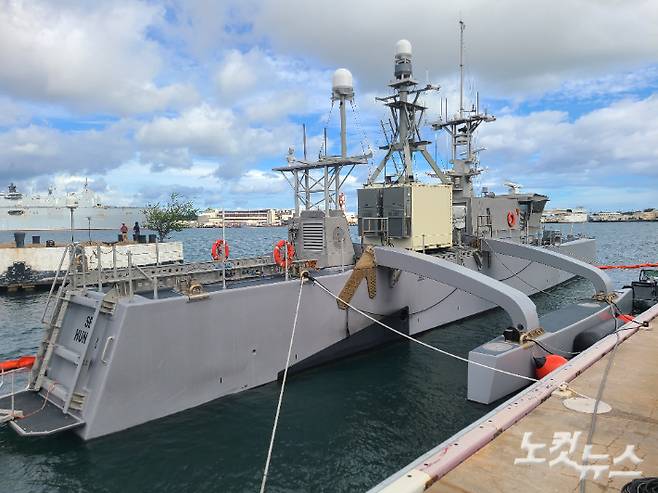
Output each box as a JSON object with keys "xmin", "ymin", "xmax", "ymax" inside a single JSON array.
[
  {"xmin": 0, "ymin": 206, "xmax": 145, "ymax": 231},
  {"xmin": 29, "ymin": 238, "xmax": 595, "ymax": 440}
]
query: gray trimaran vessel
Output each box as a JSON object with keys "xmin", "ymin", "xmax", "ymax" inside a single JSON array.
[{"xmin": 1, "ymin": 28, "xmax": 630, "ymax": 440}]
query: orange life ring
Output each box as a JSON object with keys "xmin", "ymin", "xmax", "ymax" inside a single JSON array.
[
  {"xmin": 0, "ymin": 355, "xmax": 35, "ymax": 372},
  {"xmin": 273, "ymin": 240, "xmax": 295, "ymax": 268},
  {"xmin": 211, "ymin": 239, "xmax": 229, "ymax": 261},
  {"xmin": 507, "ymin": 211, "xmax": 517, "ymax": 228}
]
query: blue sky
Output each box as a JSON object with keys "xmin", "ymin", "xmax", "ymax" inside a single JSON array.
[{"xmin": 1, "ymin": 0, "xmax": 657, "ymax": 212}]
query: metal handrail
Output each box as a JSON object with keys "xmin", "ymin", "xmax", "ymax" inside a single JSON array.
[
  {"xmin": 133, "ymin": 263, "xmax": 159, "ymax": 299},
  {"xmin": 40, "ymin": 244, "xmax": 73, "ymax": 324},
  {"xmin": 362, "ymin": 216, "xmax": 389, "ymax": 235}
]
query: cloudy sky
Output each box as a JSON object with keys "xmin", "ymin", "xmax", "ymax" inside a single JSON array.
[{"xmin": 1, "ymin": 0, "xmax": 657, "ymax": 212}]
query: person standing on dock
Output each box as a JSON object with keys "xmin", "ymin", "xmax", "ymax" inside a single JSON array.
[
  {"xmin": 120, "ymin": 223, "xmax": 128, "ymax": 241},
  {"xmin": 133, "ymin": 221, "xmax": 140, "ymax": 241}
]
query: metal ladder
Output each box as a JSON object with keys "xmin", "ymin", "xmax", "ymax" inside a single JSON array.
[
  {"xmin": 60, "ymin": 298, "xmax": 105, "ymax": 413},
  {"xmin": 31, "ymin": 245, "xmax": 76, "ymax": 391}
]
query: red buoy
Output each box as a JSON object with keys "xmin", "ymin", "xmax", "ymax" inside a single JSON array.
[
  {"xmin": 616, "ymin": 314, "xmax": 634, "ymax": 324},
  {"xmin": 534, "ymin": 354, "xmax": 568, "ymax": 379},
  {"xmin": 0, "ymin": 355, "xmax": 36, "ymax": 372}
]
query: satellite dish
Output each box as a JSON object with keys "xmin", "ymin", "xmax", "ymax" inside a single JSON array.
[{"xmin": 504, "ymin": 181, "xmax": 523, "ymax": 194}]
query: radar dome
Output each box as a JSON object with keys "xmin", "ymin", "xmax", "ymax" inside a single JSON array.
[
  {"xmin": 395, "ymin": 39, "xmax": 412, "ymax": 59},
  {"xmin": 332, "ymin": 68, "xmax": 353, "ymax": 91}
]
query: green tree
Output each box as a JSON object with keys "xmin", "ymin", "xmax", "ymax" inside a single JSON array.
[{"xmin": 144, "ymin": 193, "xmax": 198, "ymax": 241}]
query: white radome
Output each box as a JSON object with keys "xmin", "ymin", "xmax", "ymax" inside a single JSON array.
[
  {"xmin": 332, "ymin": 68, "xmax": 353, "ymax": 91},
  {"xmin": 395, "ymin": 39, "xmax": 412, "ymax": 58},
  {"xmin": 65, "ymin": 195, "xmax": 79, "ymax": 209}
]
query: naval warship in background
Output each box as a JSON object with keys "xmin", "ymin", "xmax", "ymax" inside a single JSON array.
[
  {"xmin": 0, "ymin": 181, "xmax": 145, "ymax": 231},
  {"xmin": 0, "ymin": 29, "xmax": 635, "ymax": 447}
]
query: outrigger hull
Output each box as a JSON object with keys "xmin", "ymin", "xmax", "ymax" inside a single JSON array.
[{"xmin": 0, "ymin": 237, "xmax": 603, "ymax": 440}]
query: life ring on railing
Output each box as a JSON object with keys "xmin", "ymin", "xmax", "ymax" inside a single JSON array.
[
  {"xmin": 211, "ymin": 239, "xmax": 229, "ymax": 261},
  {"xmin": 273, "ymin": 240, "xmax": 295, "ymax": 268},
  {"xmin": 0, "ymin": 355, "xmax": 35, "ymax": 372},
  {"xmin": 507, "ymin": 211, "xmax": 517, "ymax": 228}
]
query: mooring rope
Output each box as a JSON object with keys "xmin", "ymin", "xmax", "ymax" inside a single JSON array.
[
  {"xmin": 259, "ymin": 275, "xmax": 306, "ymax": 493},
  {"xmin": 259, "ymin": 272, "xmax": 641, "ymax": 488},
  {"xmin": 309, "ymin": 277, "xmax": 539, "ymax": 383}
]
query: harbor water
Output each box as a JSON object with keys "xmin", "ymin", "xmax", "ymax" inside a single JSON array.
[{"xmin": 0, "ymin": 222, "xmax": 656, "ymax": 492}]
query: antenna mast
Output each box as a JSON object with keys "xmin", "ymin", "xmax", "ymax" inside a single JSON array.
[
  {"xmin": 459, "ymin": 19, "xmax": 465, "ymax": 117},
  {"xmin": 273, "ymin": 69, "xmax": 371, "ymax": 216},
  {"xmin": 367, "ymin": 40, "xmax": 449, "ymax": 185},
  {"xmin": 432, "ymin": 20, "xmax": 496, "ymax": 200}
]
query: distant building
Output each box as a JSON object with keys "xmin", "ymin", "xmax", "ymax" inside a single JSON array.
[
  {"xmin": 541, "ymin": 208, "xmax": 588, "ymax": 223},
  {"xmin": 275, "ymin": 209, "xmax": 294, "ymax": 225},
  {"xmin": 589, "ymin": 211, "xmax": 624, "ymax": 222},
  {"xmin": 589, "ymin": 209, "xmax": 657, "ymax": 222},
  {"xmin": 197, "ymin": 207, "xmax": 355, "ymax": 227},
  {"xmin": 344, "ymin": 211, "xmax": 358, "ymax": 225},
  {"xmin": 198, "ymin": 209, "xmax": 277, "ymax": 227}
]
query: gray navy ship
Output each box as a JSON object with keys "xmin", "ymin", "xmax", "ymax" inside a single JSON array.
[
  {"xmin": 0, "ymin": 31, "xmax": 634, "ymax": 447},
  {"xmin": 0, "ymin": 181, "xmax": 144, "ymax": 231}
]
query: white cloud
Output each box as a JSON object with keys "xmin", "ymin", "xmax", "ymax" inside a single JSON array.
[
  {"xmin": 213, "ymin": 48, "xmax": 335, "ymax": 124},
  {"xmin": 215, "ymin": 50, "xmax": 262, "ymax": 98},
  {"xmin": 230, "ymin": 169, "xmax": 287, "ymax": 194},
  {"xmin": 477, "ymin": 95, "xmax": 658, "ymax": 199},
  {"xmin": 0, "ymin": 0, "xmax": 656, "ymax": 212},
  {"xmin": 136, "ymin": 103, "xmax": 297, "ymax": 175},
  {"xmin": 0, "ymin": 98, "xmax": 31, "ymax": 127},
  {"xmin": 0, "ymin": 121, "xmax": 136, "ymax": 182},
  {"xmin": 250, "ymin": 0, "xmax": 658, "ymax": 99},
  {"xmin": 0, "ymin": 1, "xmax": 197, "ymax": 114}
]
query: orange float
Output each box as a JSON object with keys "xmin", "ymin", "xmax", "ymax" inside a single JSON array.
[
  {"xmin": 534, "ymin": 354, "xmax": 567, "ymax": 379},
  {"xmin": 507, "ymin": 211, "xmax": 517, "ymax": 228},
  {"xmin": 0, "ymin": 355, "xmax": 36, "ymax": 372},
  {"xmin": 273, "ymin": 240, "xmax": 295, "ymax": 268},
  {"xmin": 211, "ymin": 239, "xmax": 229, "ymax": 261},
  {"xmin": 597, "ymin": 262, "xmax": 658, "ymax": 270}
]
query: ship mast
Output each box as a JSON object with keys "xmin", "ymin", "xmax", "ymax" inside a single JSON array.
[
  {"xmin": 367, "ymin": 40, "xmax": 450, "ymax": 185},
  {"xmin": 432, "ymin": 20, "xmax": 495, "ymax": 201},
  {"xmin": 273, "ymin": 69, "xmax": 371, "ymax": 216},
  {"xmin": 459, "ymin": 19, "xmax": 465, "ymax": 118}
]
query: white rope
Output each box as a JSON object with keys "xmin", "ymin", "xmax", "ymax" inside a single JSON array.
[
  {"xmin": 311, "ymin": 279, "xmax": 539, "ymax": 384},
  {"xmin": 259, "ymin": 276, "xmax": 305, "ymax": 493}
]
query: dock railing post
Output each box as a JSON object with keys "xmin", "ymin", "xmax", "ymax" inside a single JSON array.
[
  {"xmin": 81, "ymin": 245, "xmax": 87, "ymax": 291},
  {"xmin": 153, "ymin": 274, "xmax": 158, "ymax": 300},
  {"xmin": 112, "ymin": 244, "xmax": 117, "ymax": 279},
  {"xmin": 222, "ymin": 209, "xmax": 226, "ymax": 290},
  {"xmin": 70, "ymin": 244, "xmax": 77, "ymax": 290},
  {"xmin": 155, "ymin": 238, "xmax": 160, "ymax": 266},
  {"xmin": 127, "ymin": 251, "xmax": 134, "ymax": 301},
  {"xmin": 284, "ymin": 242, "xmax": 289, "ymax": 282},
  {"xmin": 97, "ymin": 244, "xmax": 102, "ymax": 292}
]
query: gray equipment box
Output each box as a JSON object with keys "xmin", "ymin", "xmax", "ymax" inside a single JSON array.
[{"xmin": 358, "ymin": 183, "xmax": 452, "ymax": 250}]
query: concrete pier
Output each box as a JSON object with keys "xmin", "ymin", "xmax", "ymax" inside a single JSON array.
[
  {"xmin": 0, "ymin": 241, "xmax": 183, "ymax": 290},
  {"xmin": 429, "ymin": 315, "xmax": 658, "ymax": 492}
]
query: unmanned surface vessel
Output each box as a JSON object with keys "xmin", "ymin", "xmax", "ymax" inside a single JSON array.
[{"xmin": 0, "ymin": 36, "xmax": 627, "ymax": 440}]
